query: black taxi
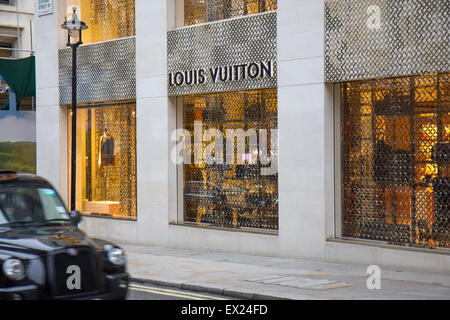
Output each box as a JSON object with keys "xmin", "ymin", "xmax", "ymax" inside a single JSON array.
[{"xmin": 0, "ymin": 171, "xmax": 129, "ymax": 300}]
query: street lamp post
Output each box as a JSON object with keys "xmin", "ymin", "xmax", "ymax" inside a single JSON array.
[{"xmin": 61, "ymin": 7, "xmax": 88, "ymax": 211}]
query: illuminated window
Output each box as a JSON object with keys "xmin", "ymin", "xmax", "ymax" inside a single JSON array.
[
  {"xmin": 341, "ymin": 73, "xmax": 449, "ymax": 249},
  {"xmin": 184, "ymin": 0, "xmax": 277, "ymax": 26},
  {"xmin": 68, "ymin": 103, "xmax": 137, "ymax": 220},
  {"xmin": 65, "ymin": 0, "xmax": 135, "ymax": 44},
  {"xmin": 178, "ymin": 89, "xmax": 278, "ymax": 230}
]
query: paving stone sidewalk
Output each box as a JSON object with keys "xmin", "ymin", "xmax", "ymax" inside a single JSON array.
[{"xmin": 123, "ymin": 244, "xmax": 450, "ymax": 300}]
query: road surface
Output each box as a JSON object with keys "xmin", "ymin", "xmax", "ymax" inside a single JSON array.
[{"xmin": 127, "ymin": 282, "xmax": 236, "ymax": 300}]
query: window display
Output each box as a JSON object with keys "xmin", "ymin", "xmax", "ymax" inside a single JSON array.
[
  {"xmin": 99, "ymin": 129, "xmax": 115, "ymax": 166},
  {"xmin": 184, "ymin": 0, "xmax": 277, "ymax": 26},
  {"xmin": 179, "ymin": 89, "xmax": 278, "ymax": 230},
  {"xmin": 68, "ymin": 103, "xmax": 136, "ymax": 220},
  {"xmin": 341, "ymin": 73, "xmax": 449, "ymax": 249}
]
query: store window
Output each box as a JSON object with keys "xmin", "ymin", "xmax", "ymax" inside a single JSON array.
[
  {"xmin": 0, "ymin": 42, "xmax": 12, "ymax": 110},
  {"xmin": 183, "ymin": 0, "xmax": 277, "ymax": 26},
  {"xmin": 65, "ymin": 0, "xmax": 135, "ymax": 44},
  {"xmin": 0, "ymin": 75, "xmax": 9, "ymax": 111},
  {"xmin": 0, "ymin": 0, "xmax": 14, "ymax": 6},
  {"xmin": 341, "ymin": 73, "xmax": 449, "ymax": 249},
  {"xmin": 68, "ymin": 103, "xmax": 137, "ymax": 220},
  {"xmin": 178, "ymin": 89, "xmax": 278, "ymax": 230}
]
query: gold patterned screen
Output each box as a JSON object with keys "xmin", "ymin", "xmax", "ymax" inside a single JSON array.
[
  {"xmin": 341, "ymin": 73, "xmax": 449, "ymax": 249},
  {"xmin": 65, "ymin": 0, "xmax": 135, "ymax": 44},
  {"xmin": 184, "ymin": 0, "xmax": 277, "ymax": 26},
  {"xmin": 68, "ymin": 104, "xmax": 137, "ymax": 220},
  {"xmin": 181, "ymin": 89, "xmax": 278, "ymax": 230}
]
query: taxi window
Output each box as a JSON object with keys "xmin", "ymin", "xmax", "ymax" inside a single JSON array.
[
  {"xmin": 0, "ymin": 207, "xmax": 7, "ymax": 224},
  {"xmin": 38, "ymin": 188, "xmax": 69, "ymax": 220},
  {"xmin": 0, "ymin": 187, "xmax": 68, "ymax": 224},
  {"xmin": 0, "ymin": 189, "xmax": 40, "ymax": 222}
]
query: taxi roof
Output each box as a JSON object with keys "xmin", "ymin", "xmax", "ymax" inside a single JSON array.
[{"xmin": 0, "ymin": 171, "xmax": 52, "ymax": 187}]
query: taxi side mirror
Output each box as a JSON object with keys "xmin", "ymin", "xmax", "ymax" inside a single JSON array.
[{"xmin": 69, "ymin": 210, "xmax": 82, "ymax": 226}]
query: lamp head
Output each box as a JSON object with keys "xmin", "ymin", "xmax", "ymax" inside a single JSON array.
[
  {"xmin": 61, "ymin": 7, "xmax": 88, "ymax": 46},
  {"xmin": 62, "ymin": 7, "xmax": 88, "ymax": 31}
]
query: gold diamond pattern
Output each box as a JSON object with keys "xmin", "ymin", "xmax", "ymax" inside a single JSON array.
[
  {"xmin": 182, "ymin": 89, "xmax": 278, "ymax": 230},
  {"xmin": 342, "ymin": 73, "xmax": 449, "ymax": 249}
]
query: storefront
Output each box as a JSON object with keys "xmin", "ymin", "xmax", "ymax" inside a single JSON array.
[
  {"xmin": 67, "ymin": 102, "xmax": 137, "ymax": 220},
  {"xmin": 339, "ymin": 75, "xmax": 449, "ymax": 249},
  {"xmin": 34, "ymin": 0, "xmax": 448, "ymax": 272},
  {"xmin": 325, "ymin": 0, "xmax": 449, "ymax": 250},
  {"xmin": 58, "ymin": 0, "xmax": 137, "ymax": 220},
  {"xmin": 168, "ymin": 3, "xmax": 279, "ymax": 231}
]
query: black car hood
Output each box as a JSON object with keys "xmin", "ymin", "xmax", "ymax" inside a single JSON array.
[{"xmin": 0, "ymin": 226, "xmax": 101, "ymax": 259}]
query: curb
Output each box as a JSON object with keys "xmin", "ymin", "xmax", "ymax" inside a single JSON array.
[{"xmin": 130, "ymin": 277, "xmax": 288, "ymax": 300}]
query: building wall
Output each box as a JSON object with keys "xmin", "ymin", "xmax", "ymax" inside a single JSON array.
[
  {"xmin": 0, "ymin": 0, "xmax": 35, "ymax": 58},
  {"xmin": 277, "ymin": 0, "xmax": 327, "ymax": 260},
  {"xmin": 0, "ymin": 0, "xmax": 36, "ymax": 175},
  {"xmin": 35, "ymin": 1, "xmax": 68, "ymax": 202},
  {"xmin": 34, "ymin": 0, "xmax": 450, "ymax": 274}
]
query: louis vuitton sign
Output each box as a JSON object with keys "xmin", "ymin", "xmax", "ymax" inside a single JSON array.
[
  {"xmin": 167, "ymin": 12, "xmax": 277, "ymax": 96},
  {"xmin": 169, "ymin": 60, "xmax": 274, "ymax": 88}
]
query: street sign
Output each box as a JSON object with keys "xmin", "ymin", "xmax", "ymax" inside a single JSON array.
[{"xmin": 37, "ymin": 0, "xmax": 53, "ymax": 17}]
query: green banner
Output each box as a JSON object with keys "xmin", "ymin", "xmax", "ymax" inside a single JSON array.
[{"xmin": 0, "ymin": 56, "xmax": 36, "ymax": 109}]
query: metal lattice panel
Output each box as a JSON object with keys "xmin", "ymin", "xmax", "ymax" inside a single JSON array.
[
  {"xmin": 69, "ymin": 104, "xmax": 137, "ymax": 219},
  {"xmin": 168, "ymin": 11, "xmax": 277, "ymax": 96},
  {"xmin": 93, "ymin": 105, "xmax": 137, "ymax": 219},
  {"xmin": 182, "ymin": 89, "xmax": 278, "ymax": 230},
  {"xmin": 59, "ymin": 37, "xmax": 136, "ymax": 105},
  {"xmin": 342, "ymin": 73, "xmax": 449, "ymax": 249},
  {"xmin": 86, "ymin": 0, "xmax": 135, "ymax": 43},
  {"xmin": 325, "ymin": 0, "xmax": 449, "ymax": 82},
  {"xmin": 184, "ymin": 0, "xmax": 277, "ymax": 26}
]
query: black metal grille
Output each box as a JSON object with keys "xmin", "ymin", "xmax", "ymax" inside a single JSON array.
[
  {"xmin": 182, "ymin": 89, "xmax": 278, "ymax": 230},
  {"xmin": 341, "ymin": 73, "xmax": 449, "ymax": 249},
  {"xmin": 53, "ymin": 249, "xmax": 98, "ymax": 297},
  {"xmin": 184, "ymin": 0, "xmax": 277, "ymax": 26}
]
